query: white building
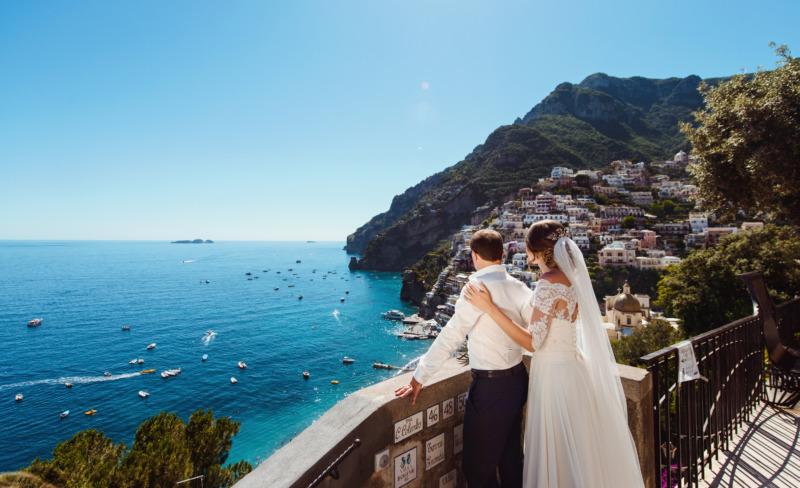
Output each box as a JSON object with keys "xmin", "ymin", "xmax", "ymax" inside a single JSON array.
[
  {"xmin": 523, "ymin": 213, "xmax": 569, "ymax": 225},
  {"xmin": 598, "ymin": 241, "xmax": 637, "ymax": 267},
  {"xmin": 689, "ymin": 212, "xmax": 709, "ymax": 234},
  {"xmin": 551, "ymin": 166, "xmax": 574, "ymax": 179}
]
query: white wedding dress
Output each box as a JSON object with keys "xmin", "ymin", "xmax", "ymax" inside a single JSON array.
[{"xmin": 522, "ymin": 239, "xmax": 644, "ymax": 487}]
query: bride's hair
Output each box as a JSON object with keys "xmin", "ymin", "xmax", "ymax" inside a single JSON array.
[{"xmin": 525, "ymin": 220, "xmax": 567, "ymax": 267}]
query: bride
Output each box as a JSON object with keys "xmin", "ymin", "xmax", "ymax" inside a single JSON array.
[{"xmin": 463, "ymin": 220, "xmax": 644, "ymax": 488}]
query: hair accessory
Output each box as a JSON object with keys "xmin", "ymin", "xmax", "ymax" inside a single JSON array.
[{"xmin": 546, "ymin": 227, "xmax": 567, "ymax": 242}]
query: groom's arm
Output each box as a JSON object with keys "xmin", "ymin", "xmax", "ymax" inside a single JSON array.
[{"xmin": 395, "ymin": 287, "xmax": 481, "ymax": 404}]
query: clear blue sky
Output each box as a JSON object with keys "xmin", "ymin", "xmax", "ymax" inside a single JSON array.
[{"xmin": 1, "ymin": 1, "xmax": 797, "ymax": 241}]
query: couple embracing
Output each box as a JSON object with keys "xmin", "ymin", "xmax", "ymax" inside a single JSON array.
[{"xmin": 395, "ymin": 221, "xmax": 644, "ymax": 488}]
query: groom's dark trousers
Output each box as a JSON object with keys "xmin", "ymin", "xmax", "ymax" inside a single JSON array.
[{"xmin": 463, "ymin": 361, "xmax": 528, "ymax": 488}]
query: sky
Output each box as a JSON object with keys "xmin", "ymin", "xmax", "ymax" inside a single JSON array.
[{"xmin": 1, "ymin": 0, "xmax": 798, "ymax": 241}]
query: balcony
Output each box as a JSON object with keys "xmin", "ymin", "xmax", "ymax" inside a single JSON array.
[{"xmin": 234, "ymin": 296, "xmax": 800, "ymax": 488}]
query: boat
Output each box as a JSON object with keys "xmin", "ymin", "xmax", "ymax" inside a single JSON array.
[
  {"xmin": 27, "ymin": 318, "xmax": 43, "ymax": 327},
  {"xmin": 59, "ymin": 410, "xmax": 70, "ymax": 419},
  {"xmin": 203, "ymin": 280, "xmax": 211, "ymax": 284},
  {"xmin": 129, "ymin": 359, "xmax": 138, "ymax": 365},
  {"xmin": 121, "ymin": 324, "xmax": 131, "ymax": 331},
  {"xmin": 230, "ymin": 377, "xmax": 238, "ymax": 384},
  {"xmin": 138, "ymin": 390, "xmax": 150, "ymax": 399},
  {"xmin": 296, "ymin": 260, "xmax": 301, "ymax": 263},
  {"xmin": 298, "ymin": 295, "xmax": 303, "ymax": 300},
  {"xmin": 382, "ymin": 310, "xmax": 406, "ymax": 321},
  {"xmin": 247, "ymin": 277, "xmax": 253, "ymax": 281},
  {"xmin": 103, "ymin": 372, "xmax": 112, "ymax": 377},
  {"xmin": 140, "ymin": 369, "xmax": 156, "ymax": 374},
  {"xmin": 273, "ymin": 287, "xmax": 279, "ymax": 291},
  {"xmin": 202, "ymin": 354, "xmax": 208, "ymax": 362},
  {"xmin": 238, "ymin": 361, "xmax": 247, "ymax": 369},
  {"xmin": 340, "ymin": 297, "xmax": 345, "ymax": 302},
  {"xmin": 288, "ymin": 268, "xmax": 293, "ymax": 272},
  {"xmin": 372, "ymin": 362, "xmax": 394, "ymax": 370},
  {"xmin": 137, "ymin": 358, "xmax": 145, "ymax": 365},
  {"xmin": 245, "ymin": 272, "xmax": 252, "ymax": 276},
  {"xmin": 345, "ymin": 290, "xmax": 350, "ymax": 295},
  {"xmin": 146, "ymin": 343, "xmax": 156, "ymax": 350},
  {"xmin": 64, "ymin": 382, "xmax": 73, "ymax": 388},
  {"xmin": 330, "ymin": 380, "xmax": 340, "ymax": 385},
  {"xmin": 342, "ymin": 356, "xmax": 355, "ymax": 365},
  {"xmin": 160, "ymin": 368, "xmax": 181, "ymax": 378},
  {"xmin": 302, "ymin": 371, "xmax": 310, "ymax": 379},
  {"xmin": 15, "ymin": 393, "xmax": 23, "ymax": 402},
  {"xmin": 84, "ymin": 409, "xmax": 96, "ymax": 416}
]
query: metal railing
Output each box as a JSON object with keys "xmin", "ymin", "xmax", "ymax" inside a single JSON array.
[{"xmin": 641, "ymin": 297, "xmax": 799, "ymax": 487}]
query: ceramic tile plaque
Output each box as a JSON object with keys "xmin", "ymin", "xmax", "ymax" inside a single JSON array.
[
  {"xmin": 456, "ymin": 392, "xmax": 467, "ymax": 414},
  {"xmin": 442, "ymin": 397, "xmax": 454, "ymax": 420},
  {"xmin": 375, "ymin": 448, "xmax": 390, "ymax": 471},
  {"xmin": 394, "ymin": 447, "xmax": 418, "ymax": 487},
  {"xmin": 426, "ymin": 404, "xmax": 440, "ymax": 427},
  {"xmin": 453, "ymin": 423, "xmax": 463, "ymax": 455},
  {"xmin": 439, "ymin": 468, "xmax": 457, "ymax": 488},
  {"xmin": 425, "ymin": 432, "xmax": 445, "ymax": 470},
  {"xmin": 394, "ymin": 411, "xmax": 423, "ymax": 443}
]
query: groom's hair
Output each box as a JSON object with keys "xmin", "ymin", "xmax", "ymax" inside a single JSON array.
[{"xmin": 470, "ymin": 229, "xmax": 504, "ymax": 262}]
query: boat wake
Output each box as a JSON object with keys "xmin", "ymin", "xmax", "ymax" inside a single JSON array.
[
  {"xmin": 0, "ymin": 372, "xmax": 143, "ymax": 391},
  {"xmin": 331, "ymin": 309, "xmax": 341, "ymax": 324},
  {"xmin": 182, "ymin": 259, "xmax": 195, "ymax": 263}
]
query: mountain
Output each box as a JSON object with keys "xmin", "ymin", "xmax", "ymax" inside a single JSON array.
[{"xmin": 346, "ymin": 73, "xmax": 723, "ymax": 273}]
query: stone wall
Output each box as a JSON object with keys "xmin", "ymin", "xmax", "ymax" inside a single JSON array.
[{"xmin": 234, "ymin": 358, "xmax": 654, "ymax": 488}]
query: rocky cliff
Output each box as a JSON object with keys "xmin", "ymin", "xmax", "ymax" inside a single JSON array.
[{"xmin": 347, "ymin": 72, "xmax": 723, "ymax": 275}]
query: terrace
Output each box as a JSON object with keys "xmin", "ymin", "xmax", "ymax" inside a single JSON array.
[{"xmin": 235, "ymin": 274, "xmax": 799, "ymax": 488}]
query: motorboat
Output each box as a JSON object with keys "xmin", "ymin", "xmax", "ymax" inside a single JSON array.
[
  {"xmin": 103, "ymin": 372, "xmax": 112, "ymax": 377},
  {"xmin": 345, "ymin": 290, "xmax": 350, "ymax": 295},
  {"xmin": 230, "ymin": 377, "xmax": 238, "ymax": 384},
  {"xmin": 27, "ymin": 318, "xmax": 43, "ymax": 328},
  {"xmin": 160, "ymin": 368, "xmax": 181, "ymax": 378},
  {"xmin": 59, "ymin": 410, "xmax": 70, "ymax": 419},
  {"xmin": 137, "ymin": 358, "xmax": 145, "ymax": 365},
  {"xmin": 147, "ymin": 343, "xmax": 156, "ymax": 350},
  {"xmin": 302, "ymin": 371, "xmax": 310, "ymax": 379},
  {"xmin": 15, "ymin": 393, "xmax": 23, "ymax": 402},
  {"xmin": 382, "ymin": 310, "xmax": 406, "ymax": 321},
  {"xmin": 288, "ymin": 284, "xmax": 295, "ymax": 288},
  {"xmin": 273, "ymin": 287, "xmax": 279, "ymax": 291},
  {"xmin": 330, "ymin": 380, "xmax": 340, "ymax": 385},
  {"xmin": 121, "ymin": 324, "xmax": 131, "ymax": 331},
  {"xmin": 238, "ymin": 361, "xmax": 247, "ymax": 369},
  {"xmin": 245, "ymin": 272, "xmax": 252, "ymax": 276},
  {"xmin": 372, "ymin": 362, "xmax": 394, "ymax": 370},
  {"xmin": 201, "ymin": 354, "xmax": 208, "ymax": 362},
  {"xmin": 340, "ymin": 297, "xmax": 345, "ymax": 302},
  {"xmin": 342, "ymin": 356, "xmax": 355, "ymax": 365},
  {"xmin": 129, "ymin": 359, "xmax": 138, "ymax": 365},
  {"xmin": 140, "ymin": 369, "xmax": 156, "ymax": 374},
  {"xmin": 296, "ymin": 260, "xmax": 301, "ymax": 263},
  {"xmin": 64, "ymin": 382, "xmax": 73, "ymax": 388},
  {"xmin": 138, "ymin": 390, "xmax": 150, "ymax": 399},
  {"xmin": 84, "ymin": 409, "xmax": 97, "ymax": 416}
]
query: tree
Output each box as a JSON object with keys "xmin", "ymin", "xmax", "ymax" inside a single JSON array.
[
  {"xmin": 682, "ymin": 44, "xmax": 800, "ymax": 225},
  {"xmin": 621, "ymin": 215, "xmax": 636, "ymax": 229},
  {"xmin": 27, "ymin": 410, "xmax": 251, "ymax": 488},
  {"xmin": 655, "ymin": 224, "xmax": 800, "ymax": 336},
  {"xmin": 612, "ymin": 318, "xmax": 684, "ymax": 366}
]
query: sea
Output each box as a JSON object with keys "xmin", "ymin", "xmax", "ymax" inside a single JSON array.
[{"xmin": 0, "ymin": 241, "xmax": 428, "ymax": 471}]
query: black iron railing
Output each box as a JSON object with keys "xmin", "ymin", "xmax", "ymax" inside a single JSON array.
[{"xmin": 641, "ymin": 297, "xmax": 799, "ymax": 487}]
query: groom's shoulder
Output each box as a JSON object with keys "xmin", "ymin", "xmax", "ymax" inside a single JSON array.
[{"xmin": 500, "ymin": 273, "xmax": 532, "ymax": 292}]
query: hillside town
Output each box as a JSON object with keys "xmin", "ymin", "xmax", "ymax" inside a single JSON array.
[{"xmin": 395, "ymin": 151, "xmax": 764, "ymax": 342}]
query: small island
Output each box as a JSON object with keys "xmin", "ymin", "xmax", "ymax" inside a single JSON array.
[{"xmin": 171, "ymin": 239, "xmax": 214, "ymax": 244}]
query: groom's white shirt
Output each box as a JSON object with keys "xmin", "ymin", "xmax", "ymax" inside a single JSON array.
[{"xmin": 413, "ymin": 264, "xmax": 534, "ymax": 385}]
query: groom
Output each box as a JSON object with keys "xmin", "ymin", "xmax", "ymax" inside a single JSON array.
[{"xmin": 395, "ymin": 229, "xmax": 533, "ymax": 488}]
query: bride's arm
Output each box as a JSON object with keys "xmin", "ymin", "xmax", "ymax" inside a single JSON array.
[{"xmin": 464, "ymin": 282, "xmax": 535, "ymax": 352}]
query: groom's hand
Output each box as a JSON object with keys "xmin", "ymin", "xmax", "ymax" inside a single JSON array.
[{"xmin": 394, "ymin": 377, "xmax": 423, "ymax": 405}]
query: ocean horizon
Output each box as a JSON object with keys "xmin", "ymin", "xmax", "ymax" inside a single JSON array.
[{"xmin": 0, "ymin": 240, "xmax": 428, "ymax": 471}]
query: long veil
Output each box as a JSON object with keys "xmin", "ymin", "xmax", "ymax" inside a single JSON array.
[{"xmin": 552, "ymin": 236, "xmax": 643, "ymax": 478}]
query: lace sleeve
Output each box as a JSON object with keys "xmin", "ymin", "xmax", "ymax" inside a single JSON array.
[{"xmin": 528, "ymin": 281, "xmax": 571, "ymax": 350}]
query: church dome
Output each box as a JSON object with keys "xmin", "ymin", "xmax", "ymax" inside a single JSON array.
[{"xmin": 612, "ymin": 281, "xmax": 642, "ymax": 313}]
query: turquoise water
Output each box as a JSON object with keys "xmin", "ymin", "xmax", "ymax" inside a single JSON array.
[{"xmin": 0, "ymin": 241, "xmax": 426, "ymax": 471}]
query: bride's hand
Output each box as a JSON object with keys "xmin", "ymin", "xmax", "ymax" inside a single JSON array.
[{"xmin": 463, "ymin": 282, "xmax": 496, "ymax": 313}]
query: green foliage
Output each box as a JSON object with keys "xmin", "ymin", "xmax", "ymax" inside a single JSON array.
[
  {"xmin": 409, "ymin": 241, "xmax": 453, "ymax": 289},
  {"xmin": 683, "ymin": 44, "xmax": 800, "ymax": 225},
  {"xmin": 588, "ymin": 264, "xmax": 664, "ymax": 304},
  {"xmin": 621, "ymin": 215, "xmax": 636, "ymax": 229},
  {"xmin": 612, "ymin": 318, "xmax": 684, "ymax": 367},
  {"xmin": 656, "ymin": 224, "xmax": 800, "ymax": 336},
  {"xmin": 27, "ymin": 410, "xmax": 251, "ymax": 488},
  {"xmin": 0, "ymin": 472, "xmax": 58, "ymax": 488}
]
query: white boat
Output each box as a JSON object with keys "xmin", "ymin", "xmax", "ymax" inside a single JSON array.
[
  {"xmin": 230, "ymin": 377, "xmax": 238, "ymax": 384},
  {"xmin": 121, "ymin": 324, "xmax": 131, "ymax": 331},
  {"xmin": 201, "ymin": 354, "xmax": 208, "ymax": 362},
  {"xmin": 60, "ymin": 410, "xmax": 70, "ymax": 419},
  {"xmin": 382, "ymin": 309, "xmax": 406, "ymax": 321},
  {"xmin": 103, "ymin": 371, "xmax": 112, "ymax": 377},
  {"xmin": 137, "ymin": 358, "xmax": 145, "ymax": 365},
  {"xmin": 15, "ymin": 393, "xmax": 23, "ymax": 402},
  {"xmin": 147, "ymin": 343, "xmax": 156, "ymax": 350},
  {"xmin": 129, "ymin": 359, "xmax": 138, "ymax": 365},
  {"xmin": 238, "ymin": 361, "xmax": 247, "ymax": 369},
  {"xmin": 342, "ymin": 356, "xmax": 355, "ymax": 365},
  {"xmin": 138, "ymin": 390, "xmax": 150, "ymax": 399},
  {"xmin": 27, "ymin": 318, "xmax": 43, "ymax": 327},
  {"xmin": 64, "ymin": 382, "xmax": 73, "ymax": 388},
  {"xmin": 160, "ymin": 368, "xmax": 181, "ymax": 378}
]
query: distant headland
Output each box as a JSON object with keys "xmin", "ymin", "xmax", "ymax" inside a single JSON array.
[{"xmin": 171, "ymin": 239, "xmax": 214, "ymax": 244}]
